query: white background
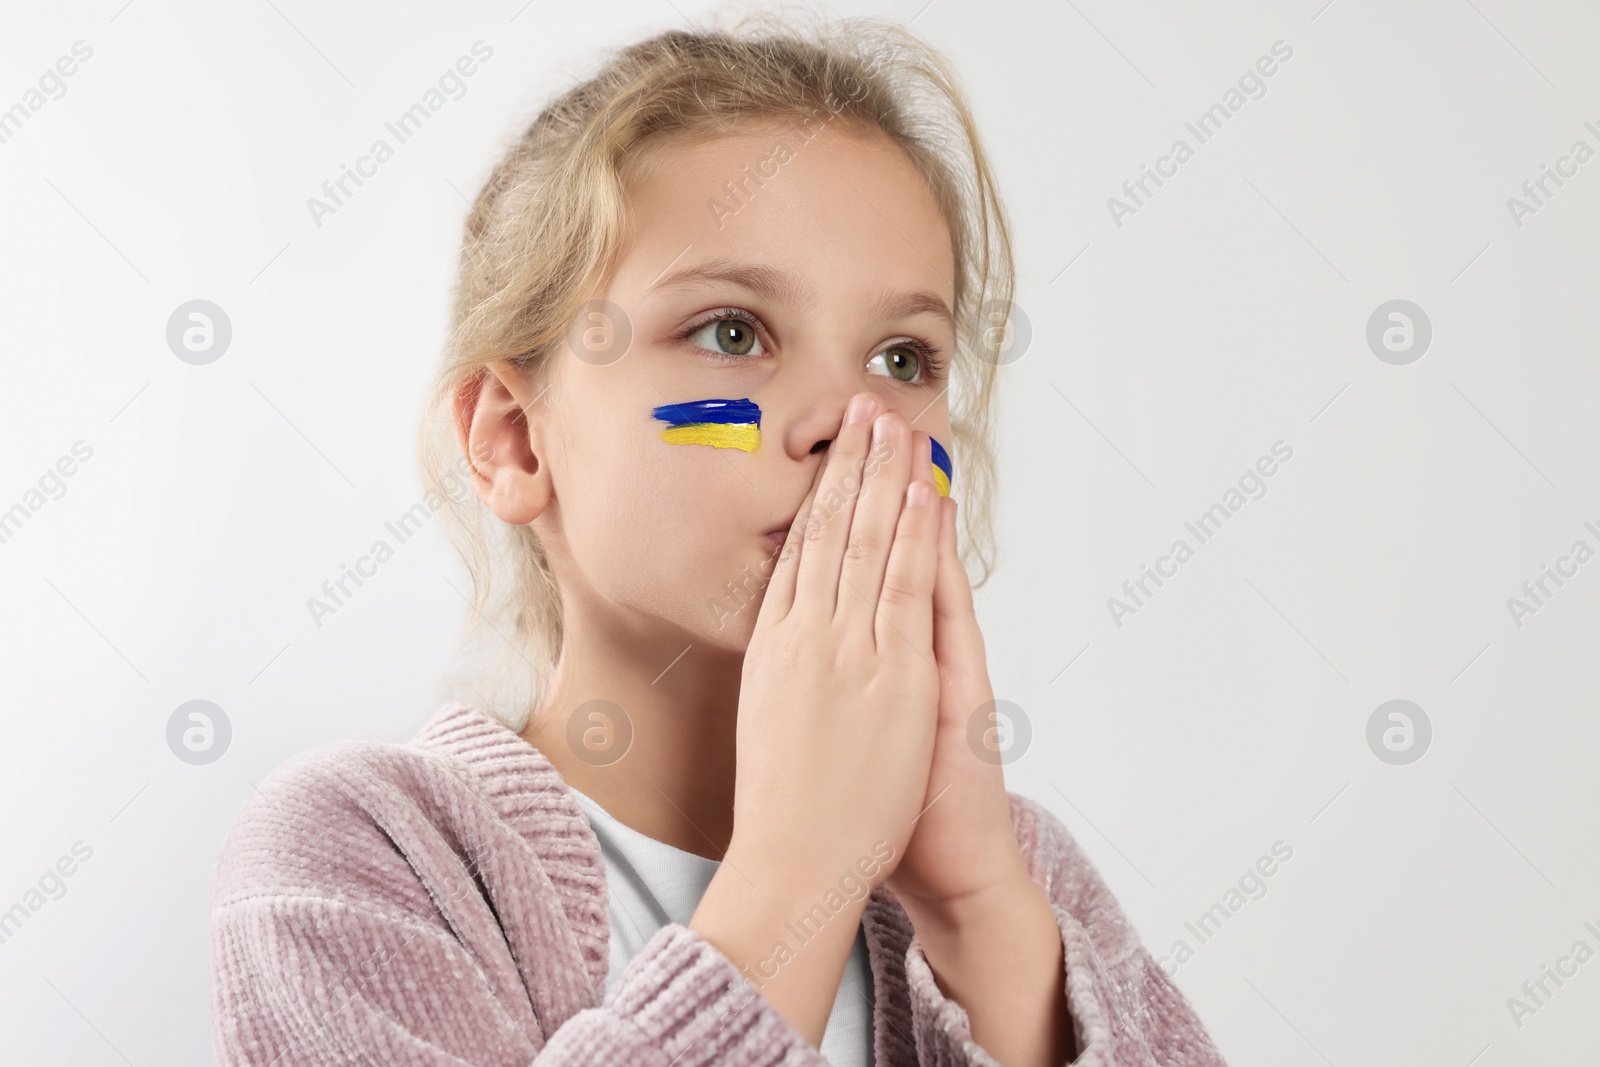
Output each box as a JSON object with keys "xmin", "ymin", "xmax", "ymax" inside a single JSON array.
[{"xmin": 1, "ymin": 0, "xmax": 1596, "ymax": 1063}]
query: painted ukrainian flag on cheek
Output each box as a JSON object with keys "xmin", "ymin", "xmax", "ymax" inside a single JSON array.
[
  {"xmin": 929, "ymin": 435, "xmax": 953, "ymax": 497},
  {"xmin": 651, "ymin": 397, "xmax": 762, "ymax": 453}
]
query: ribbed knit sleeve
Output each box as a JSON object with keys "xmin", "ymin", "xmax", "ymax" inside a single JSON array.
[
  {"xmin": 208, "ymin": 737, "xmax": 830, "ymax": 1067},
  {"xmin": 212, "ymin": 895, "xmax": 546, "ymax": 1065},
  {"xmin": 897, "ymin": 794, "xmax": 1229, "ymax": 1067},
  {"xmin": 542, "ymin": 924, "xmax": 829, "ymax": 1066}
]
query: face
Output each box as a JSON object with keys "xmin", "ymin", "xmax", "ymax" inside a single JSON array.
[{"xmin": 523, "ymin": 121, "xmax": 957, "ymax": 651}]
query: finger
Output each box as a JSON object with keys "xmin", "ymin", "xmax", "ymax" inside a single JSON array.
[
  {"xmin": 836, "ymin": 425, "xmax": 925, "ymax": 629},
  {"xmin": 794, "ymin": 392, "xmax": 880, "ymax": 615},
  {"xmin": 872, "ymin": 468, "xmax": 940, "ymax": 661},
  {"xmin": 757, "ymin": 455, "xmax": 827, "ymax": 623},
  {"xmin": 931, "ymin": 496, "xmax": 988, "ymax": 691}
]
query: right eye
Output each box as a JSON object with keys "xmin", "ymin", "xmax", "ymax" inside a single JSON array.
[{"xmin": 684, "ymin": 311, "xmax": 767, "ymax": 359}]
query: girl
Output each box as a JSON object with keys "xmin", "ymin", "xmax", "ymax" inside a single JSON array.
[{"xmin": 209, "ymin": 12, "xmax": 1227, "ymax": 1066}]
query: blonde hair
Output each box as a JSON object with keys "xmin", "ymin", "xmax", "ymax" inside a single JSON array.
[{"xmin": 418, "ymin": 7, "xmax": 1016, "ymax": 729}]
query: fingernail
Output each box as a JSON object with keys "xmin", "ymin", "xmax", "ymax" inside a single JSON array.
[
  {"xmin": 845, "ymin": 394, "xmax": 873, "ymax": 425},
  {"xmin": 906, "ymin": 480, "xmax": 932, "ymax": 508},
  {"xmin": 872, "ymin": 413, "xmax": 893, "ymax": 448}
]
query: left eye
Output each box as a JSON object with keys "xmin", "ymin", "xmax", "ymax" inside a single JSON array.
[
  {"xmin": 867, "ymin": 345, "xmax": 924, "ymax": 384},
  {"xmin": 688, "ymin": 315, "xmax": 765, "ymax": 357}
]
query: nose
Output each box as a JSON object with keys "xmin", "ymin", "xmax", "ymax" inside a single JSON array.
[
  {"xmin": 775, "ymin": 328, "xmax": 893, "ymax": 459},
  {"xmin": 784, "ymin": 390, "xmax": 883, "ymax": 460}
]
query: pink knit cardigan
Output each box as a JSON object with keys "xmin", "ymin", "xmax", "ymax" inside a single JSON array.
[{"xmin": 208, "ymin": 701, "xmax": 1227, "ymax": 1065}]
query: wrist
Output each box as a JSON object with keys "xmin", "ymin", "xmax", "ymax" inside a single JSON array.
[
  {"xmin": 901, "ymin": 863, "xmax": 1076, "ymax": 1067},
  {"xmin": 897, "ymin": 859, "xmax": 1041, "ymax": 946},
  {"xmin": 690, "ymin": 852, "xmax": 874, "ymax": 1050},
  {"xmin": 692, "ymin": 849, "xmax": 872, "ymax": 955},
  {"xmin": 724, "ymin": 831, "xmax": 896, "ymax": 914}
]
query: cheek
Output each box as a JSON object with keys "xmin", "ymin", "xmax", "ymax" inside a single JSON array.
[
  {"xmin": 928, "ymin": 434, "xmax": 953, "ymax": 497},
  {"xmin": 559, "ymin": 416, "xmax": 743, "ymax": 588},
  {"xmin": 548, "ymin": 389, "xmax": 766, "ymax": 645},
  {"xmin": 650, "ymin": 397, "xmax": 762, "ymax": 454}
]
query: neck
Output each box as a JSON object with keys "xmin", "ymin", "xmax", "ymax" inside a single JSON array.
[{"xmin": 520, "ymin": 601, "xmax": 744, "ymax": 861}]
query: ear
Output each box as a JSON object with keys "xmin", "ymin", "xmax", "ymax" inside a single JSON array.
[{"xmin": 453, "ymin": 359, "xmax": 551, "ymax": 526}]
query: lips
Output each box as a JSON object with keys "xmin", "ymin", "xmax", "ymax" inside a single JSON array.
[{"xmin": 762, "ymin": 514, "xmax": 797, "ymax": 554}]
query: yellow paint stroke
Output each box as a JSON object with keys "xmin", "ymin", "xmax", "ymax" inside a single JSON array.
[
  {"xmin": 659, "ymin": 423, "xmax": 760, "ymax": 452},
  {"xmin": 932, "ymin": 465, "xmax": 950, "ymax": 497}
]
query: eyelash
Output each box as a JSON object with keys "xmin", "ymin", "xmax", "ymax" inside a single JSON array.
[{"xmin": 676, "ymin": 308, "xmax": 948, "ymax": 384}]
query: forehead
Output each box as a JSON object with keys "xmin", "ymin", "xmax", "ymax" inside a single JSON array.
[{"xmin": 614, "ymin": 120, "xmax": 956, "ymax": 309}]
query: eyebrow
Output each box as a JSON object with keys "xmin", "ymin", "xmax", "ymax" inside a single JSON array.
[{"xmin": 649, "ymin": 259, "xmax": 955, "ymax": 335}]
